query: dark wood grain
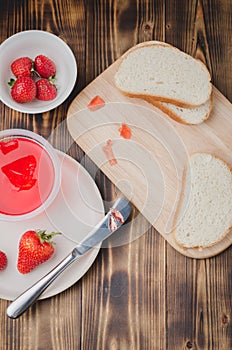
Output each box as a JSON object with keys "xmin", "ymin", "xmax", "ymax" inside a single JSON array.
[{"xmin": 0, "ymin": 1, "xmax": 231, "ymax": 349}]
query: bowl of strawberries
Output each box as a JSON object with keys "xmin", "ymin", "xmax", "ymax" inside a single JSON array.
[{"xmin": 0, "ymin": 30, "xmax": 77, "ymax": 114}]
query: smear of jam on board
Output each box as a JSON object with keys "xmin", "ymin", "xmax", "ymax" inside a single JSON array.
[
  {"xmin": 88, "ymin": 95, "xmax": 105, "ymax": 111},
  {"xmin": 119, "ymin": 123, "xmax": 132, "ymax": 139},
  {"xmin": 0, "ymin": 137, "xmax": 55, "ymax": 216},
  {"xmin": 102, "ymin": 139, "xmax": 117, "ymax": 166}
]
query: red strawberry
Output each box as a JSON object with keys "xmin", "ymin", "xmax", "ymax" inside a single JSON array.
[
  {"xmin": 17, "ymin": 230, "xmax": 61, "ymax": 274},
  {"xmin": 9, "ymin": 76, "xmax": 36, "ymax": 103},
  {"xmin": 87, "ymin": 95, "xmax": 105, "ymax": 111},
  {"xmin": 36, "ymin": 78, "xmax": 57, "ymax": 101},
  {"xmin": 0, "ymin": 251, "xmax": 7, "ymax": 271},
  {"xmin": 11, "ymin": 57, "xmax": 32, "ymax": 77},
  {"xmin": 1, "ymin": 155, "xmax": 37, "ymax": 191},
  {"xmin": 34, "ymin": 55, "xmax": 56, "ymax": 78}
]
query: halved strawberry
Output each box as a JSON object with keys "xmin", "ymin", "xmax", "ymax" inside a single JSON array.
[{"xmin": 1, "ymin": 155, "xmax": 37, "ymax": 191}]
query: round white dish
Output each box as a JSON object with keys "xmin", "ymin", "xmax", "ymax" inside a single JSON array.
[
  {"xmin": 0, "ymin": 150, "xmax": 104, "ymax": 301},
  {"xmin": 0, "ymin": 30, "xmax": 77, "ymax": 114}
]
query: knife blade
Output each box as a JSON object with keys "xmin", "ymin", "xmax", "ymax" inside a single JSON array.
[{"xmin": 7, "ymin": 197, "xmax": 131, "ymax": 319}]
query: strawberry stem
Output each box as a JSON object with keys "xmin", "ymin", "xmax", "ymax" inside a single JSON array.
[
  {"xmin": 8, "ymin": 78, "xmax": 16, "ymax": 87},
  {"xmin": 30, "ymin": 61, "xmax": 41, "ymax": 78},
  {"xmin": 36, "ymin": 230, "xmax": 61, "ymax": 244},
  {"xmin": 48, "ymin": 75, "xmax": 56, "ymax": 85}
]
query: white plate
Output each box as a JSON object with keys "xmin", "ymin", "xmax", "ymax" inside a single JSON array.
[{"xmin": 0, "ymin": 151, "xmax": 104, "ymax": 301}]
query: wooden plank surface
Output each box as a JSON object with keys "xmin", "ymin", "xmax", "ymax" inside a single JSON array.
[{"xmin": 0, "ymin": 1, "xmax": 231, "ymax": 350}]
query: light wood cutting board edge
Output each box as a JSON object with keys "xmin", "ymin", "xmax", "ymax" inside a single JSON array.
[{"xmin": 67, "ymin": 43, "xmax": 232, "ymax": 259}]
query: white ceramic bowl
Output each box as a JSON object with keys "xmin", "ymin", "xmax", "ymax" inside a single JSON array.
[{"xmin": 0, "ymin": 30, "xmax": 77, "ymax": 113}]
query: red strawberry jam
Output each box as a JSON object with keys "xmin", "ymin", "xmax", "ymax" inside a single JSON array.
[{"xmin": 0, "ymin": 137, "xmax": 55, "ymax": 216}]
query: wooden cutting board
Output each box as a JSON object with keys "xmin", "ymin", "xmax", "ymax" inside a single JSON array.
[{"xmin": 67, "ymin": 44, "xmax": 232, "ymax": 259}]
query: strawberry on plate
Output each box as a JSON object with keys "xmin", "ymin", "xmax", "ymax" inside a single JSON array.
[
  {"xmin": 34, "ymin": 55, "xmax": 56, "ymax": 78},
  {"xmin": 17, "ymin": 230, "xmax": 61, "ymax": 274},
  {"xmin": 36, "ymin": 78, "xmax": 57, "ymax": 101},
  {"xmin": 11, "ymin": 57, "xmax": 32, "ymax": 77},
  {"xmin": 9, "ymin": 76, "xmax": 36, "ymax": 103},
  {"xmin": 0, "ymin": 251, "xmax": 7, "ymax": 271}
]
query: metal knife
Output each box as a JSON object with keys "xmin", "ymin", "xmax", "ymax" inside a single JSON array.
[{"xmin": 7, "ymin": 197, "xmax": 131, "ymax": 319}]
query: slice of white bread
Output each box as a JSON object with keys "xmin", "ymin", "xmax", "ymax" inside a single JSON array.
[
  {"xmin": 114, "ymin": 42, "xmax": 212, "ymax": 108},
  {"xmin": 129, "ymin": 41, "xmax": 212, "ymax": 124},
  {"xmin": 173, "ymin": 153, "xmax": 232, "ymax": 248},
  {"xmin": 147, "ymin": 97, "xmax": 212, "ymax": 125}
]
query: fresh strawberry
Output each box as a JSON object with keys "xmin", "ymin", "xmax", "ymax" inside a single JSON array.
[
  {"xmin": 88, "ymin": 95, "xmax": 105, "ymax": 111},
  {"xmin": 9, "ymin": 76, "xmax": 36, "ymax": 103},
  {"xmin": 17, "ymin": 230, "xmax": 61, "ymax": 274},
  {"xmin": 0, "ymin": 139, "xmax": 19, "ymax": 155},
  {"xmin": 11, "ymin": 57, "xmax": 32, "ymax": 77},
  {"xmin": 0, "ymin": 251, "xmax": 7, "ymax": 271},
  {"xmin": 36, "ymin": 78, "xmax": 57, "ymax": 101},
  {"xmin": 34, "ymin": 55, "xmax": 56, "ymax": 78},
  {"xmin": 1, "ymin": 155, "xmax": 37, "ymax": 191}
]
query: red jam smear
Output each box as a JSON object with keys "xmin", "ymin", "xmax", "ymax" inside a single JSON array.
[
  {"xmin": 102, "ymin": 139, "xmax": 117, "ymax": 166},
  {"xmin": 0, "ymin": 137, "xmax": 55, "ymax": 216}
]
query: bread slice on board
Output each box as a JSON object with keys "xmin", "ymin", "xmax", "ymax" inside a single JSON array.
[
  {"xmin": 114, "ymin": 42, "xmax": 212, "ymax": 108},
  {"xmin": 173, "ymin": 153, "xmax": 232, "ymax": 248},
  {"xmin": 146, "ymin": 96, "xmax": 212, "ymax": 125}
]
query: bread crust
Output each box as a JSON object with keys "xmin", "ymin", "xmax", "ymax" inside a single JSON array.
[
  {"xmin": 115, "ymin": 41, "xmax": 212, "ymax": 108},
  {"xmin": 173, "ymin": 153, "xmax": 232, "ymax": 249},
  {"xmin": 145, "ymin": 93, "xmax": 213, "ymax": 125}
]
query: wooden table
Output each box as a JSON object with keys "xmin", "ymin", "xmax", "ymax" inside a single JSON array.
[{"xmin": 0, "ymin": 1, "xmax": 231, "ymax": 349}]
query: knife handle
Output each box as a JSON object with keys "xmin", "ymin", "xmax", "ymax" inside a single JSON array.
[{"xmin": 7, "ymin": 250, "xmax": 79, "ymax": 319}]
